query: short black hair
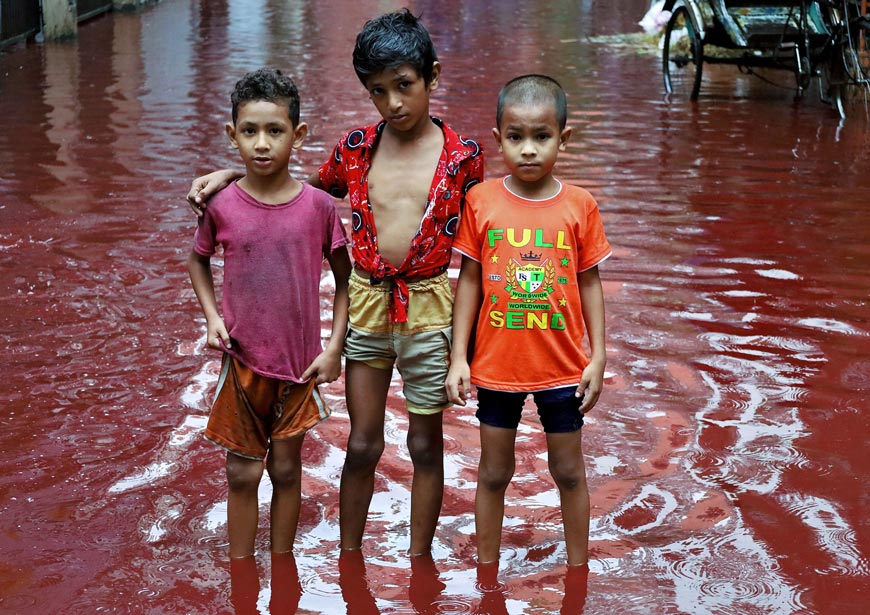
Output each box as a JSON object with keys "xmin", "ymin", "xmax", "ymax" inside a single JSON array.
[
  {"xmin": 230, "ymin": 68, "xmax": 300, "ymax": 125},
  {"xmin": 496, "ymin": 74, "xmax": 568, "ymax": 130},
  {"xmin": 352, "ymin": 8, "xmax": 438, "ymax": 86}
]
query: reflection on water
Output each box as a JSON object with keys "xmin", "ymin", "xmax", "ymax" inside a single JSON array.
[{"xmin": 1, "ymin": 0, "xmax": 869, "ymax": 613}]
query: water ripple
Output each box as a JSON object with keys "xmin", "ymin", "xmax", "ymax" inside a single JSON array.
[
  {"xmin": 778, "ymin": 494, "xmax": 869, "ymax": 577},
  {"xmin": 654, "ymin": 526, "xmax": 807, "ymax": 615}
]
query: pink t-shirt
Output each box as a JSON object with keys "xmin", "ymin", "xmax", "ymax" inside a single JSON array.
[{"xmin": 194, "ymin": 182, "xmax": 348, "ymax": 381}]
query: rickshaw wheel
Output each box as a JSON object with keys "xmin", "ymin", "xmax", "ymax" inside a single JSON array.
[
  {"xmin": 663, "ymin": 5, "xmax": 704, "ymax": 100},
  {"xmin": 830, "ymin": 29, "xmax": 870, "ymax": 119}
]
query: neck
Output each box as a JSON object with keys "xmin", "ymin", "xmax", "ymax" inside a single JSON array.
[
  {"xmin": 384, "ymin": 115, "xmax": 437, "ymax": 143},
  {"xmin": 504, "ymin": 174, "xmax": 560, "ymax": 201},
  {"xmin": 238, "ymin": 171, "xmax": 301, "ymax": 205}
]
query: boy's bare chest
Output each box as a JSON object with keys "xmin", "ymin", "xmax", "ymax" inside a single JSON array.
[{"xmin": 366, "ymin": 151, "xmax": 440, "ymax": 217}]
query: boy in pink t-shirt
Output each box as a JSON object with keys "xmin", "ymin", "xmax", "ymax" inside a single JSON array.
[
  {"xmin": 447, "ymin": 75, "xmax": 611, "ymax": 568},
  {"xmin": 187, "ymin": 68, "xmax": 352, "ymax": 558}
]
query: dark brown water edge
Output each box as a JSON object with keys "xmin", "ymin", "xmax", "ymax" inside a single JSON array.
[{"xmin": 1, "ymin": 1, "xmax": 868, "ymax": 613}]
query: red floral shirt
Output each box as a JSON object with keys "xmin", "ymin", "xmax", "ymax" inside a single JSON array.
[{"xmin": 319, "ymin": 118, "xmax": 485, "ymax": 322}]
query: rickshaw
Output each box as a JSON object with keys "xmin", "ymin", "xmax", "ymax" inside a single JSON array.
[{"xmin": 661, "ymin": 0, "xmax": 870, "ymax": 117}]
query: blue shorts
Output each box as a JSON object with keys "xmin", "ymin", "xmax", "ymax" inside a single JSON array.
[{"xmin": 475, "ymin": 386, "xmax": 584, "ymax": 434}]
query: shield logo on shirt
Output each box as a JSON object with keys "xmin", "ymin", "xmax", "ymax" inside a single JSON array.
[{"xmin": 515, "ymin": 264, "xmax": 546, "ymax": 293}]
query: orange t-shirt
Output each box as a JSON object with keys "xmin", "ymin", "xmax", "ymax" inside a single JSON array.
[{"xmin": 453, "ymin": 178, "xmax": 611, "ymax": 391}]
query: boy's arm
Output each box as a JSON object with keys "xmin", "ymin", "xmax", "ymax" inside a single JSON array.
[
  {"xmin": 187, "ymin": 169, "xmax": 245, "ymax": 217},
  {"xmin": 445, "ymin": 256, "xmax": 483, "ymax": 406},
  {"xmin": 577, "ymin": 265, "xmax": 606, "ymax": 413},
  {"xmin": 186, "ymin": 250, "xmax": 231, "ymax": 349},
  {"xmin": 189, "ymin": 168, "xmax": 327, "ymax": 217},
  {"xmin": 301, "ymin": 246, "xmax": 352, "ymax": 384},
  {"xmin": 306, "ymin": 170, "xmax": 324, "ymax": 190}
]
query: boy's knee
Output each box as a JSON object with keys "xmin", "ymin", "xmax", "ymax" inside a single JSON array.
[
  {"xmin": 267, "ymin": 458, "xmax": 301, "ymax": 490},
  {"xmin": 478, "ymin": 465, "xmax": 514, "ymax": 493},
  {"xmin": 549, "ymin": 460, "xmax": 586, "ymax": 491},
  {"xmin": 226, "ymin": 456, "xmax": 264, "ymax": 492},
  {"xmin": 344, "ymin": 437, "xmax": 385, "ymax": 471},
  {"xmin": 407, "ymin": 434, "xmax": 443, "ymax": 469}
]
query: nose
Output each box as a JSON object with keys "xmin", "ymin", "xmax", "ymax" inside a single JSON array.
[
  {"xmin": 387, "ymin": 90, "xmax": 402, "ymax": 113},
  {"xmin": 520, "ymin": 139, "xmax": 536, "ymax": 156},
  {"xmin": 255, "ymin": 131, "xmax": 269, "ymax": 150}
]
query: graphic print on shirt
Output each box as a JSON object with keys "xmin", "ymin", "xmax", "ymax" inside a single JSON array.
[{"xmin": 486, "ymin": 227, "xmax": 574, "ymax": 332}]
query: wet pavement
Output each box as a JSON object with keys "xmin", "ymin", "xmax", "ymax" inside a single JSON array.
[{"xmin": 0, "ymin": 0, "xmax": 868, "ymax": 613}]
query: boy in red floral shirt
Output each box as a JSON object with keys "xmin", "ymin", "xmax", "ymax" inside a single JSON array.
[{"xmin": 188, "ymin": 9, "xmax": 484, "ymax": 556}]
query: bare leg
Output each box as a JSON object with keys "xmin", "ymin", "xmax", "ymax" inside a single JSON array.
[
  {"xmin": 407, "ymin": 411, "xmax": 444, "ymax": 554},
  {"xmin": 229, "ymin": 555, "xmax": 260, "ymax": 615},
  {"xmin": 546, "ymin": 430, "xmax": 590, "ymax": 566},
  {"xmin": 266, "ymin": 434, "xmax": 305, "ymax": 553},
  {"xmin": 269, "ymin": 551, "xmax": 301, "ymax": 613},
  {"xmin": 226, "ymin": 452, "xmax": 265, "ymax": 558},
  {"xmin": 475, "ymin": 423, "xmax": 517, "ymax": 564},
  {"xmin": 340, "ymin": 359, "xmax": 392, "ymax": 550}
]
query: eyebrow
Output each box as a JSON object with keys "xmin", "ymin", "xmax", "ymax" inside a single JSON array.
[
  {"xmin": 381, "ymin": 70, "xmax": 415, "ymax": 84},
  {"xmin": 237, "ymin": 119, "xmax": 288, "ymax": 127},
  {"xmin": 504, "ymin": 123, "xmax": 555, "ymax": 131}
]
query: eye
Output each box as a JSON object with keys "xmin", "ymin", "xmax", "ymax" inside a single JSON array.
[
  {"xmin": 507, "ymin": 134, "xmax": 521, "ymax": 142},
  {"xmin": 369, "ymin": 87, "xmax": 384, "ymax": 97},
  {"xmin": 270, "ymin": 127, "xmax": 284, "ymax": 135},
  {"xmin": 537, "ymin": 133, "xmax": 551, "ymax": 141},
  {"xmin": 242, "ymin": 127, "xmax": 256, "ymax": 135},
  {"xmin": 399, "ymin": 80, "xmax": 412, "ymax": 90}
]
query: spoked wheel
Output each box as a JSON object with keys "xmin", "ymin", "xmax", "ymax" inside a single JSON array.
[
  {"xmin": 832, "ymin": 24, "xmax": 870, "ymax": 118},
  {"xmin": 663, "ymin": 5, "xmax": 704, "ymax": 100},
  {"xmin": 824, "ymin": 1, "xmax": 870, "ymax": 118}
]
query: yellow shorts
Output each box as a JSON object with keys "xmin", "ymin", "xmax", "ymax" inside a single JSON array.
[
  {"xmin": 345, "ymin": 270, "xmax": 453, "ymax": 414},
  {"xmin": 204, "ymin": 355, "xmax": 330, "ymax": 460}
]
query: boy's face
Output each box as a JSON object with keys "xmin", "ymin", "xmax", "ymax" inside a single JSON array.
[
  {"xmin": 364, "ymin": 62, "xmax": 440, "ymax": 133},
  {"xmin": 226, "ymin": 100, "xmax": 307, "ymax": 177},
  {"xmin": 493, "ymin": 102, "xmax": 571, "ymax": 186}
]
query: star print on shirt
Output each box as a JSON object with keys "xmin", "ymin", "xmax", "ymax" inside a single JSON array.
[
  {"xmin": 491, "ymin": 294, "xmax": 498, "ymax": 304},
  {"xmin": 491, "ymin": 254, "xmax": 500, "ymax": 264},
  {"xmin": 558, "ymin": 297, "xmax": 568, "ymax": 307},
  {"xmin": 560, "ymin": 256, "xmax": 570, "ymax": 267}
]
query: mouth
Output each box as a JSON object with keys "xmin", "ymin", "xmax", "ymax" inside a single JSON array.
[{"xmin": 390, "ymin": 114, "xmax": 409, "ymax": 123}]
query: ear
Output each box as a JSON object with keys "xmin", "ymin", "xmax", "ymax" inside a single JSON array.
[
  {"xmin": 292, "ymin": 122, "xmax": 309, "ymax": 149},
  {"xmin": 428, "ymin": 62, "xmax": 441, "ymax": 91},
  {"xmin": 491, "ymin": 127, "xmax": 503, "ymax": 152},
  {"xmin": 558, "ymin": 126, "xmax": 572, "ymax": 151},
  {"xmin": 225, "ymin": 122, "xmax": 239, "ymax": 148}
]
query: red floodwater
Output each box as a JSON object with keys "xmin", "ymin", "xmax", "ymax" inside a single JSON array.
[{"xmin": 1, "ymin": 1, "xmax": 868, "ymax": 613}]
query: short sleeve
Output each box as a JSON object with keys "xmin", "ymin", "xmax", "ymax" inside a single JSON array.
[
  {"xmin": 318, "ymin": 138, "xmax": 349, "ymax": 199},
  {"xmin": 577, "ymin": 197, "xmax": 612, "ymax": 272},
  {"xmin": 193, "ymin": 209, "xmax": 218, "ymax": 256},
  {"xmin": 322, "ymin": 195, "xmax": 349, "ymax": 254},
  {"xmin": 463, "ymin": 146, "xmax": 485, "ymax": 197},
  {"xmin": 453, "ymin": 186, "xmax": 483, "ymax": 262}
]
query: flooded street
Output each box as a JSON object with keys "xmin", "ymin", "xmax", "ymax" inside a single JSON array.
[{"xmin": 1, "ymin": 0, "xmax": 868, "ymax": 613}]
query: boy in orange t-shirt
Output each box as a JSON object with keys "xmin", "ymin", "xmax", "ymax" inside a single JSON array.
[{"xmin": 446, "ymin": 74, "xmax": 611, "ymax": 568}]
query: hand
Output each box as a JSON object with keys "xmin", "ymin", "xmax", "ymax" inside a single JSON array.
[
  {"xmin": 206, "ymin": 316, "xmax": 231, "ymax": 350},
  {"xmin": 445, "ymin": 360, "xmax": 472, "ymax": 406},
  {"xmin": 187, "ymin": 169, "xmax": 238, "ymax": 216},
  {"xmin": 301, "ymin": 350, "xmax": 341, "ymax": 384},
  {"xmin": 577, "ymin": 358, "xmax": 605, "ymax": 414}
]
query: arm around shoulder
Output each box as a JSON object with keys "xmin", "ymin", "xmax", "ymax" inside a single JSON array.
[{"xmin": 187, "ymin": 169, "xmax": 244, "ymax": 216}]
